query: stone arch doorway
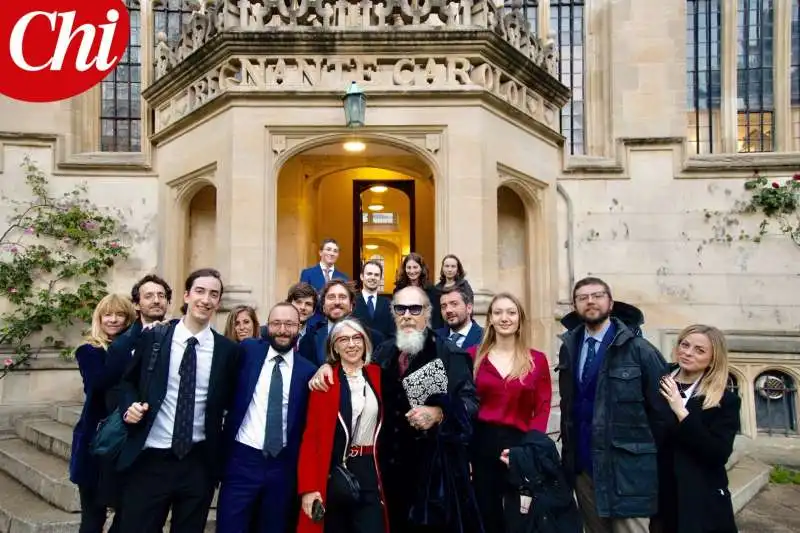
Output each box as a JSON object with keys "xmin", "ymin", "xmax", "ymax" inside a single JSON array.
[{"xmin": 274, "ymin": 137, "xmax": 436, "ymax": 299}]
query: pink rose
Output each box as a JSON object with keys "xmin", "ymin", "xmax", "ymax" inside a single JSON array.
[
  {"xmin": 4, "ymin": 359, "xmax": 13, "ymax": 367},
  {"xmin": 772, "ymin": 182, "xmax": 780, "ymax": 189}
]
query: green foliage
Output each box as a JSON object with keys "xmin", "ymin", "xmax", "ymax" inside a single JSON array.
[
  {"xmin": 0, "ymin": 157, "xmax": 131, "ymax": 378},
  {"xmin": 743, "ymin": 172, "xmax": 800, "ymax": 247},
  {"xmin": 770, "ymin": 465, "xmax": 800, "ymax": 485}
]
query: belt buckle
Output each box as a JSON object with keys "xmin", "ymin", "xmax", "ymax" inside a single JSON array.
[{"xmin": 349, "ymin": 446, "xmax": 360, "ymax": 457}]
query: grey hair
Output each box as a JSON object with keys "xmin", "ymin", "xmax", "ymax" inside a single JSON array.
[{"xmin": 326, "ymin": 318, "xmax": 374, "ymax": 365}]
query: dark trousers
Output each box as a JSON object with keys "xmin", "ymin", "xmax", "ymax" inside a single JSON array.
[
  {"xmin": 118, "ymin": 445, "xmax": 215, "ymax": 533},
  {"xmin": 471, "ymin": 422, "xmax": 524, "ymax": 533},
  {"xmin": 78, "ymin": 484, "xmax": 120, "ymax": 533},
  {"xmin": 324, "ymin": 454, "xmax": 384, "ymax": 533},
  {"xmin": 216, "ymin": 441, "xmax": 295, "ymax": 533}
]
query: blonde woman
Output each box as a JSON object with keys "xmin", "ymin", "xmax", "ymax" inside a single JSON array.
[
  {"xmin": 654, "ymin": 325, "xmax": 741, "ymax": 533},
  {"xmin": 297, "ymin": 318, "xmax": 387, "ymax": 533},
  {"xmin": 223, "ymin": 305, "xmax": 260, "ymax": 342},
  {"xmin": 69, "ymin": 293, "xmax": 136, "ymax": 533},
  {"xmin": 467, "ymin": 292, "xmax": 552, "ymax": 533}
]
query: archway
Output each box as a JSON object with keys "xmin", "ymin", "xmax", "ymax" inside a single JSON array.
[
  {"xmin": 274, "ymin": 138, "xmax": 435, "ymax": 297},
  {"xmin": 186, "ymin": 185, "xmax": 217, "ymax": 276},
  {"xmin": 497, "ymin": 186, "xmax": 529, "ymax": 307},
  {"xmin": 754, "ymin": 370, "xmax": 798, "ymax": 436}
]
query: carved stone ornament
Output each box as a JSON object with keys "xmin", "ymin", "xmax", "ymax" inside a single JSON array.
[{"xmin": 152, "ymin": 0, "xmax": 557, "ymax": 81}]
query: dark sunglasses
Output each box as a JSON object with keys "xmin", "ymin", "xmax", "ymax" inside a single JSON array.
[{"xmin": 393, "ymin": 304, "xmax": 425, "ymax": 316}]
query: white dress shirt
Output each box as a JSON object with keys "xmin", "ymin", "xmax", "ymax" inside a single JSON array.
[
  {"xmin": 448, "ymin": 321, "xmax": 473, "ymax": 348},
  {"xmin": 236, "ymin": 346, "xmax": 294, "ymax": 450},
  {"xmin": 145, "ymin": 319, "xmax": 214, "ymax": 449},
  {"xmin": 320, "ymin": 262, "xmax": 335, "ymax": 280}
]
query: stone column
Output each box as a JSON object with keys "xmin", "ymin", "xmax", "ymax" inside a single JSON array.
[
  {"xmin": 720, "ymin": 0, "xmax": 739, "ymax": 153},
  {"xmin": 139, "ymin": 0, "xmax": 154, "ymax": 161},
  {"xmin": 584, "ymin": 0, "xmax": 614, "ymax": 157},
  {"xmin": 537, "ymin": 0, "xmax": 550, "ymax": 41},
  {"xmin": 773, "ymin": 0, "xmax": 792, "ymax": 152}
]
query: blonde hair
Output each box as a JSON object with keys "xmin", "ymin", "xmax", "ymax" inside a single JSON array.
[
  {"xmin": 675, "ymin": 324, "xmax": 729, "ymax": 409},
  {"xmin": 84, "ymin": 293, "xmax": 137, "ymax": 349},
  {"xmin": 326, "ymin": 318, "xmax": 374, "ymax": 365},
  {"xmin": 224, "ymin": 305, "xmax": 260, "ymax": 342},
  {"xmin": 473, "ymin": 292, "xmax": 533, "ymax": 381}
]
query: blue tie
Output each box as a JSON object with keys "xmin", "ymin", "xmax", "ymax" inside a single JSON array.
[
  {"xmin": 172, "ymin": 336, "xmax": 198, "ymax": 459},
  {"xmin": 449, "ymin": 332, "xmax": 463, "ymax": 346},
  {"xmin": 581, "ymin": 338, "xmax": 598, "ymax": 383},
  {"xmin": 264, "ymin": 355, "xmax": 284, "ymax": 457},
  {"xmin": 367, "ymin": 295, "xmax": 375, "ymax": 318}
]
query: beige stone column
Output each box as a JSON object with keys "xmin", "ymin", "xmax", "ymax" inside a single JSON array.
[
  {"xmin": 139, "ymin": 0, "xmax": 154, "ymax": 160},
  {"xmin": 773, "ymin": 0, "xmax": 792, "ymax": 152},
  {"xmin": 537, "ymin": 0, "xmax": 550, "ymax": 41},
  {"xmin": 70, "ymin": 87, "xmax": 101, "ymax": 153},
  {"xmin": 584, "ymin": 0, "xmax": 614, "ymax": 157},
  {"xmin": 720, "ymin": 0, "xmax": 739, "ymax": 153}
]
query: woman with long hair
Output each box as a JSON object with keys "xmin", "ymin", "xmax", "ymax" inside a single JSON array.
[
  {"xmin": 297, "ymin": 318, "xmax": 387, "ymax": 533},
  {"xmin": 223, "ymin": 305, "xmax": 260, "ymax": 342},
  {"xmin": 394, "ymin": 252, "xmax": 443, "ymax": 328},
  {"xmin": 69, "ymin": 293, "xmax": 137, "ymax": 533},
  {"xmin": 653, "ymin": 325, "xmax": 740, "ymax": 533},
  {"xmin": 467, "ymin": 292, "xmax": 552, "ymax": 533}
]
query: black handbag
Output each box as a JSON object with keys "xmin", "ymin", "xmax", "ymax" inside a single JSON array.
[{"xmin": 326, "ymin": 383, "xmax": 366, "ymax": 506}]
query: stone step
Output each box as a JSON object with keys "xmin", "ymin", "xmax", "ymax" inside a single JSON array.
[
  {"xmin": 50, "ymin": 406, "xmax": 81, "ymax": 430},
  {"xmin": 728, "ymin": 456, "xmax": 771, "ymax": 514},
  {"xmin": 0, "ymin": 438, "xmax": 78, "ymax": 512},
  {"xmin": 16, "ymin": 419, "xmax": 73, "ymax": 462},
  {"xmin": 0, "ymin": 469, "xmax": 80, "ymax": 533}
]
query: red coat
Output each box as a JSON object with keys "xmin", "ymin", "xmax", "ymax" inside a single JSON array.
[{"xmin": 296, "ymin": 363, "xmax": 388, "ymax": 533}]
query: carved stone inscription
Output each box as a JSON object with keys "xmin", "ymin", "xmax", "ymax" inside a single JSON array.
[{"xmin": 155, "ymin": 55, "xmax": 560, "ymax": 133}]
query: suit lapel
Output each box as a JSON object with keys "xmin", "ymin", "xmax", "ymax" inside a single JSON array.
[
  {"xmin": 206, "ymin": 331, "xmax": 229, "ymax": 412},
  {"xmin": 151, "ymin": 325, "xmax": 176, "ymax": 404},
  {"xmin": 244, "ymin": 342, "xmax": 267, "ymax": 407},
  {"xmin": 465, "ymin": 321, "xmax": 483, "ymax": 347},
  {"xmin": 286, "ymin": 353, "xmax": 305, "ymax": 438}
]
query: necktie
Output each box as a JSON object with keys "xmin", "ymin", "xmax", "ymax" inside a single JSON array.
[
  {"xmin": 581, "ymin": 338, "xmax": 598, "ymax": 383},
  {"xmin": 325, "ymin": 268, "xmax": 332, "ymax": 281},
  {"xmin": 398, "ymin": 351, "xmax": 410, "ymax": 375},
  {"xmin": 172, "ymin": 336, "xmax": 198, "ymax": 459},
  {"xmin": 449, "ymin": 331, "xmax": 463, "ymax": 346},
  {"xmin": 264, "ymin": 354, "xmax": 284, "ymax": 457},
  {"xmin": 367, "ymin": 295, "xmax": 375, "ymax": 318}
]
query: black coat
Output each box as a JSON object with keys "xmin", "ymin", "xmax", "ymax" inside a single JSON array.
[
  {"xmin": 655, "ymin": 372, "xmax": 741, "ymax": 533},
  {"xmin": 505, "ymin": 431, "xmax": 582, "ymax": 533},
  {"xmin": 353, "ymin": 292, "xmax": 396, "ymax": 339},
  {"xmin": 116, "ymin": 322, "xmax": 240, "ymax": 481}
]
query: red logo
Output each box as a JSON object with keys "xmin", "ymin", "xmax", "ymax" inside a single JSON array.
[{"xmin": 0, "ymin": 0, "xmax": 130, "ymax": 103}]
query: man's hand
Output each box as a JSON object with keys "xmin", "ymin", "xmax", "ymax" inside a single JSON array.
[
  {"xmin": 124, "ymin": 402, "xmax": 149, "ymax": 424},
  {"xmin": 406, "ymin": 406, "xmax": 443, "ymax": 431},
  {"xmin": 309, "ymin": 364, "xmax": 334, "ymax": 392}
]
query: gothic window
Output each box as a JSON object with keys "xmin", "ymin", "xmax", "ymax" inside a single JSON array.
[
  {"xmin": 154, "ymin": 0, "xmax": 195, "ymax": 46},
  {"xmin": 550, "ymin": 1, "xmax": 585, "ymax": 155},
  {"xmin": 100, "ymin": 0, "xmax": 141, "ymax": 152},
  {"xmin": 737, "ymin": 0, "xmax": 775, "ymax": 153},
  {"xmin": 687, "ymin": 0, "xmax": 722, "ymax": 154}
]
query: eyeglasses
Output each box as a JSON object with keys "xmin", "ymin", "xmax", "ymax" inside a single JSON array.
[
  {"xmin": 335, "ymin": 334, "xmax": 364, "ymax": 346},
  {"xmin": 268, "ymin": 321, "xmax": 300, "ymax": 330},
  {"xmin": 575, "ymin": 291, "xmax": 608, "ymax": 303},
  {"xmin": 392, "ymin": 304, "xmax": 426, "ymax": 316}
]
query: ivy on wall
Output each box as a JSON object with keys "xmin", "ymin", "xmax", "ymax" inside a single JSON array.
[
  {"xmin": 0, "ymin": 157, "xmax": 131, "ymax": 379},
  {"xmin": 743, "ymin": 172, "xmax": 800, "ymax": 247}
]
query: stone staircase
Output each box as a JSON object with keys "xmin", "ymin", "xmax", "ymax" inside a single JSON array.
[{"xmin": 0, "ymin": 405, "xmax": 217, "ymax": 533}]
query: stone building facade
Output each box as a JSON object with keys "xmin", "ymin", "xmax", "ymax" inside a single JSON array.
[{"xmin": 0, "ymin": 0, "xmax": 798, "ymax": 442}]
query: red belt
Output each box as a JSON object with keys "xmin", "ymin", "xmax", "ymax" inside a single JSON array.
[{"xmin": 349, "ymin": 445, "xmax": 374, "ymax": 457}]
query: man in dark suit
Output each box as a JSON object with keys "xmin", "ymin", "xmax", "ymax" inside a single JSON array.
[
  {"xmin": 435, "ymin": 284, "xmax": 484, "ymax": 351},
  {"xmin": 298, "ymin": 238, "xmax": 349, "ymax": 291},
  {"xmin": 352, "ymin": 259, "xmax": 396, "ymax": 339},
  {"xmin": 117, "ymin": 268, "xmax": 241, "ymax": 533},
  {"xmin": 298, "ymin": 279, "xmax": 384, "ymax": 366},
  {"xmin": 217, "ymin": 302, "xmax": 316, "ymax": 533}
]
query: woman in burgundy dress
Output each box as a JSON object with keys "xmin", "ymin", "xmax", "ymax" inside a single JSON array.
[{"xmin": 467, "ymin": 292, "xmax": 552, "ymax": 533}]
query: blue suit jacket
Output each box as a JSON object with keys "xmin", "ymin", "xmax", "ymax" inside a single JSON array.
[
  {"xmin": 223, "ymin": 338, "xmax": 316, "ymax": 467},
  {"xmin": 435, "ymin": 320, "xmax": 484, "ymax": 351},
  {"xmin": 299, "ymin": 264, "xmax": 349, "ymax": 291},
  {"xmin": 299, "ymin": 320, "xmax": 385, "ymax": 367}
]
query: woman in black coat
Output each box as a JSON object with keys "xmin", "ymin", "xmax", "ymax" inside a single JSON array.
[{"xmin": 653, "ymin": 324, "xmax": 741, "ymax": 533}]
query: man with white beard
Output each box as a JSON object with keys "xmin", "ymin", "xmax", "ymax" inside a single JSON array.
[{"xmin": 309, "ymin": 286, "xmax": 482, "ymax": 533}]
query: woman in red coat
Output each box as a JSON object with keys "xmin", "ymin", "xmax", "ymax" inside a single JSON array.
[{"xmin": 297, "ymin": 318, "xmax": 388, "ymax": 533}]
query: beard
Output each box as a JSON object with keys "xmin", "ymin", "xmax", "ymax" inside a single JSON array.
[
  {"xmin": 266, "ymin": 334, "xmax": 298, "ymax": 354},
  {"xmin": 395, "ymin": 328, "xmax": 426, "ymax": 355},
  {"xmin": 579, "ymin": 308, "xmax": 611, "ymax": 327}
]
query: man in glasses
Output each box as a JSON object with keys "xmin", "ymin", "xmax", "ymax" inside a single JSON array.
[
  {"xmin": 309, "ymin": 286, "xmax": 481, "ymax": 533},
  {"xmin": 217, "ymin": 302, "xmax": 317, "ymax": 533}
]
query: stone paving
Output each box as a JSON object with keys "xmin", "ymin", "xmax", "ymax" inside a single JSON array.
[{"xmin": 736, "ymin": 484, "xmax": 800, "ymax": 533}]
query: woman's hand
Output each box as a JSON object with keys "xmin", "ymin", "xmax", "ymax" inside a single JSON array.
[
  {"xmin": 660, "ymin": 375, "xmax": 689, "ymax": 421},
  {"xmin": 301, "ymin": 492, "xmax": 322, "ymax": 519}
]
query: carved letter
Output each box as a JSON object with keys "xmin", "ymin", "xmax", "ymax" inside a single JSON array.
[
  {"xmin": 393, "ymin": 58, "xmax": 415, "ymax": 85},
  {"xmin": 241, "ymin": 58, "xmax": 265, "ymax": 88},
  {"xmin": 356, "ymin": 56, "xmax": 378, "ymax": 83},
  {"xmin": 446, "ymin": 57, "xmax": 471, "ymax": 85},
  {"xmin": 469, "ymin": 63, "xmax": 494, "ymax": 89},
  {"xmin": 422, "ymin": 57, "xmax": 437, "ymax": 86},
  {"xmin": 299, "ymin": 57, "xmax": 323, "ymax": 86},
  {"xmin": 502, "ymin": 80, "xmax": 520, "ymax": 106}
]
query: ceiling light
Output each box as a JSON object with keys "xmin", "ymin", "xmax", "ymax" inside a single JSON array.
[
  {"xmin": 343, "ymin": 140, "xmax": 365, "ymax": 152},
  {"xmin": 367, "ymin": 204, "xmax": 384, "ymax": 211},
  {"xmin": 370, "ymin": 185, "xmax": 388, "ymax": 193},
  {"xmin": 365, "ymin": 244, "xmax": 379, "ymax": 250}
]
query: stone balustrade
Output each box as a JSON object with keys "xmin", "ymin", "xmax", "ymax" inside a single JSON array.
[{"xmin": 153, "ymin": 0, "xmax": 557, "ymax": 80}]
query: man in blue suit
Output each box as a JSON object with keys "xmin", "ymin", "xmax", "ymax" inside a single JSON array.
[
  {"xmin": 298, "ymin": 238, "xmax": 348, "ymax": 291},
  {"xmin": 435, "ymin": 284, "xmax": 484, "ymax": 350},
  {"xmin": 217, "ymin": 302, "xmax": 316, "ymax": 533}
]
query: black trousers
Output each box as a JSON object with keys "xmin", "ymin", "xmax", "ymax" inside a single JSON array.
[
  {"xmin": 78, "ymin": 483, "xmax": 120, "ymax": 533},
  {"xmin": 470, "ymin": 422, "xmax": 525, "ymax": 533},
  {"xmin": 118, "ymin": 445, "xmax": 215, "ymax": 533},
  {"xmin": 324, "ymin": 454, "xmax": 385, "ymax": 533}
]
